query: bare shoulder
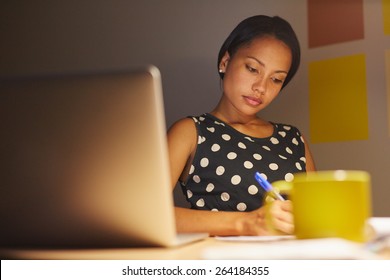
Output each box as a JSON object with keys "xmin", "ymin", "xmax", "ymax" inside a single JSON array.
[
  {"xmin": 167, "ymin": 117, "xmax": 197, "ymax": 139},
  {"xmin": 167, "ymin": 117, "xmax": 198, "ymax": 156},
  {"xmin": 167, "ymin": 117, "xmax": 198, "ymax": 186}
]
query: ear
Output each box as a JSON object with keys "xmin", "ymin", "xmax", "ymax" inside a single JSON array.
[{"xmin": 219, "ymin": 52, "xmax": 230, "ymax": 73}]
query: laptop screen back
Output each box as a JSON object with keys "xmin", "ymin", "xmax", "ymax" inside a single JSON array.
[{"xmin": 0, "ymin": 66, "xmax": 178, "ymax": 247}]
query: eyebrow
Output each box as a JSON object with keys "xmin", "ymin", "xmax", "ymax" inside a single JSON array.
[{"xmin": 247, "ymin": 56, "xmax": 289, "ymax": 74}]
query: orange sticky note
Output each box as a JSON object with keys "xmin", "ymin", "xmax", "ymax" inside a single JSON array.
[
  {"xmin": 309, "ymin": 54, "xmax": 369, "ymax": 143},
  {"xmin": 308, "ymin": 0, "xmax": 364, "ymax": 48},
  {"xmin": 386, "ymin": 50, "xmax": 390, "ymax": 136},
  {"xmin": 383, "ymin": 0, "xmax": 390, "ymax": 35}
]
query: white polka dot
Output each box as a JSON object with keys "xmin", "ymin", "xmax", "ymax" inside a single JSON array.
[
  {"xmin": 189, "ymin": 165, "xmax": 195, "ymax": 174},
  {"xmin": 211, "ymin": 208, "xmax": 219, "ymax": 212},
  {"xmin": 244, "ymin": 161, "xmax": 253, "ymax": 169},
  {"xmin": 269, "ymin": 163, "xmax": 279, "ymax": 170},
  {"xmin": 187, "ymin": 190, "xmax": 193, "ymax": 198},
  {"xmin": 215, "ymin": 121, "xmax": 225, "ymax": 126},
  {"xmin": 270, "ymin": 137, "xmax": 279, "ymax": 144},
  {"xmin": 222, "ymin": 134, "xmax": 231, "ymax": 141},
  {"xmin": 206, "ymin": 183, "xmax": 215, "ymax": 192},
  {"xmin": 198, "ymin": 136, "xmax": 206, "ymax": 144},
  {"xmin": 237, "ymin": 202, "xmax": 247, "ymax": 211},
  {"xmin": 285, "ymin": 173, "xmax": 294, "ymax": 182},
  {"xmin": 196, "ymin": 198, "xmax": 205, "ymax": 207},
  {"xmin": 300, "ymin": 136, "xmax": 305, "ymax": 143},
  {"xmin": 216, "ymin": 166, "xmax": 225, "ymax": 175},
  {"xmin": 221, "ymin": 192, "xmax": 230, "ymax": 201},
  {"xmin": 245, "ymin": 137, "xmax": 255, "ymax": 142},
  {"xmin": 278, "ymin": 131, "xmax": 286, "ymax": 137},
  {"xmin": 207, "ymin": 127, "xmax": 215, "ymax": 133},
  {"xmin": 211, "ymin": 143, "xmax": 220, "ymax": 152},
  {"xmin": 193, "ymin": 175, "xmax": 201, "ymax": 183},
  {"xmin": 259, "ymin": 173, "xmax": 268, "ymax": 180},
  {"xmin": 262, "ymin": 146, "xmax": 271, "ymax": 151},
  {"xmin": 248, "ymin": 185, "xmax": 258, "ymax": 195},
  {"xmin": 292, "ymin": 138, "xmax": 299, "ymax": 145},
  {"xmin": 284, "ymin": 126, "xmax": 291, "ymax": 130},
  {"xmin": 296, "ymin": 162, "xmax": 302, "ymax": 170},
  {"xmin": 238, "ymin": 142, "xmax": 247, "ymax": 149},
  {"xmin": 227, "ymin": 152, "xmax": 237, "ymax": 160},
  {"xmin": 200, "ymin": 158, "xmax": 209, "ymax": 167},
  {"xmin": 279, "ymin": 155, "xmax": 287, "ymax": 160},
  {"xmin": 300, "ymin": 157, "xmax": 306, "ymax": 163},
  {"xmin": 199, "ymin": 116, "xmax": 205, "ymax": 121},
  {"xmin": 286, "ymin": 147, "xmax": 293, "ymax": 154},
  {"xmin": 231, "ymin": 175, "xmax": 241, "ymax": 185},
  {"xmin": 253, "ymin": 153, "xmax": 262, "ymax": 160}
]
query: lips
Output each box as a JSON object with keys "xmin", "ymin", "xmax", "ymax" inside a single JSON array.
[{"xmin": 244, "ymin": 95, "xmax": 262, "ymax": 106}]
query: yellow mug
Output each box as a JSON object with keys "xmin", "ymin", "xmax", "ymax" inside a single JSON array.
[{"xmin": 272, "ymin": 170, "xmax": 372, "ymax": 242}]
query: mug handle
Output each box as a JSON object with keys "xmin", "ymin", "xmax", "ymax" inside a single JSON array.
[{"xmin": 266, "ymin": 180, "xmax": 293, "ymax": 201}]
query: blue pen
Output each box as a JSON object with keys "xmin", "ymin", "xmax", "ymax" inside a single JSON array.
[{"xmin": 254, "ymin": 172, "xmax": 285, "ymax": 201}]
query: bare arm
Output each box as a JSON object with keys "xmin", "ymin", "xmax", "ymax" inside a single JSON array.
[
  {"xmin": 302, "ymin": 134, "xmax": 316, "ymax": 172},
  {"xmin": 167, "ymin": 118, "xmax": 293, "ymax": 236},
  {"xmin": 174, "ymin": 200, "xmax": 293, "ymax": 236}
]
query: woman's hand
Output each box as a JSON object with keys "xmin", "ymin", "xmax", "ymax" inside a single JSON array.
[
  {"xmin": 239, "ymin": 200, "xmax": 294, "ymax": 236},
  {"xmin": 266, "ymin": 200, "xmax": 294, "ymax": 234}
]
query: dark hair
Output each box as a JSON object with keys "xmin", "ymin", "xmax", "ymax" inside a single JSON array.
[{"xmin": 218, "ymin": 15, "xmax": 301, "ymax": 89}]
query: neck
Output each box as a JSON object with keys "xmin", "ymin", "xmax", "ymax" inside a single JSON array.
[{"xmin": 210, "ymin": 100, "xmax": 263, "ymax": 126}]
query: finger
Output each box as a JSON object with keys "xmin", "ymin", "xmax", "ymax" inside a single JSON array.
[
  {"xmin": 280, "ymin": 200, "xmax": 293, "ymax": 212},
  {"xmin": 269, "ymin": 201, "xmax": 294, "ymax": 234},
  {"xmin": 274, "ymin": 218, "xmax": 294, "ymax": 234}
]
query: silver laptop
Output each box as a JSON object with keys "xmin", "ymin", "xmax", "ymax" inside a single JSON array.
[{"xmin": 0, "ymin": 66, "xmax": 207, "ymax": 247}]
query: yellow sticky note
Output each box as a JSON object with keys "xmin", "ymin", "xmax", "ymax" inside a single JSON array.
[
  {"xmin": 383, "ymin": 0, "xmax": 390, "ymax": 35},
  {"xmin": 386, "ymin": 50, "xmax": 390, "ymax": 136},
  {"xmin": 308, "ymin": 54, "xmax": 369, "ymax": 143}
]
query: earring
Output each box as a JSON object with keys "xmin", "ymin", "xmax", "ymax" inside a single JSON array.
[{"xmin": 219, "ymin": 69, "xmax": 224, "ymax": 73}]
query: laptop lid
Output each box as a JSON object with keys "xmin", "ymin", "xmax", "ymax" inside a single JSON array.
[{"xmin": 0, "ymin": 66, "xmax": 204, "ymax": 247}]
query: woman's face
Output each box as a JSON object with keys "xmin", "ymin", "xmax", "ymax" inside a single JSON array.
[{"xmin": 219, "ymin": 36, "xmax": 292, "ymax": 115}]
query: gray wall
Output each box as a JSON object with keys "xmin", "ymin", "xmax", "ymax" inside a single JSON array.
[{"xmin": 1, "ymin": 0, "xmax": 389, "ymax": 216}]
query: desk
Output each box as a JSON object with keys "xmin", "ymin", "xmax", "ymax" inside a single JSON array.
[
  {"xmin": 1, "ymin": 237, "xmax": 389, "ymax": 260},
  {"xmin": 0, "ymin": 238, "xmax": 214, "ymax": 260},
  {"xmin": 2, "ymin": 217, "xmax": 390, "ymax": 260}
]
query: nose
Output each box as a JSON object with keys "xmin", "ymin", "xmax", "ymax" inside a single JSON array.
[{"xmin": 252, "ymin": 76, "xmax": 267, "ymax": 95}]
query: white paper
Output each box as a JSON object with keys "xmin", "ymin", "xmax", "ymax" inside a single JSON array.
[
  {"xmin": 215, "ymin": 235, "xmax": 295, "ymax": 242},
  {"xmin": 203, "ymin": 217, "xmax": 390, "ymax": 260},
  {"xmin": 368, "ymin": 217, "xmax": 390, "ymax": 236},
  {"xmin": 203, "ymin": 238, "xmax": 380, "ymax": 260}
]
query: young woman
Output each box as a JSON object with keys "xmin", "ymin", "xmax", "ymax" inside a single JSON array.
[{"xmin": 167, "ymin": 15, "xmax": 316, "ymax": 236}]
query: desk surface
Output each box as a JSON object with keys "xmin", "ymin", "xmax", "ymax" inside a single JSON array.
[
  {"xmin": 0, "ymin": 238, "xmax": 214, "ymax": 260},
  {"xmin": 1, "ymin": 237, "xmax": 389, "ymax": 260},
  {"xmin": 2, "ymin": 217, "xmax": 390, "ymax": 260}
]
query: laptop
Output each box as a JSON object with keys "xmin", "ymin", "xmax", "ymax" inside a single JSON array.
[{"xmin": 0, "ymin": 66, "xmax": 207, "ymax": 248}]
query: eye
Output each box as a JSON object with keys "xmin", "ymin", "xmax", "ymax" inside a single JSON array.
[
  {"xmin": 245, "ymin": 64, "xmax": 258, "ymax": 73},
  {"xmin": 271, "ymin": 77, "xmax": 284, "ymax": 84}
]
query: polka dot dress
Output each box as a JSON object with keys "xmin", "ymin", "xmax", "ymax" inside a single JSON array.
[{"xmin": 180, "ymin": 113, "xmax": 307, "ymax": 212}]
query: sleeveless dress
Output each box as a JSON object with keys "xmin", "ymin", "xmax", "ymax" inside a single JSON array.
[{"xmin": 179, "ymin": 113, "xmax": 307, "ymax": 211}]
